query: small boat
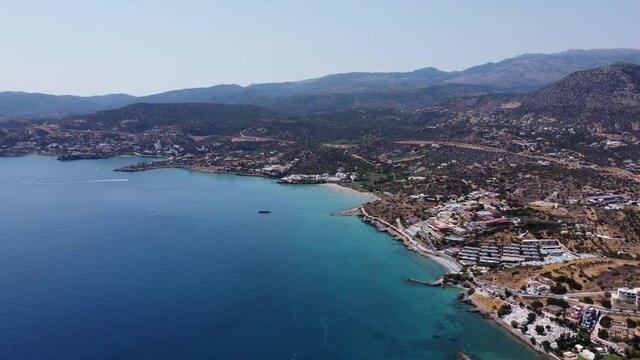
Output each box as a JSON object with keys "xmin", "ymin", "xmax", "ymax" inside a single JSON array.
[{"xmin": 258, "ymin": 210, "xmax": 272, "ymax": 214}]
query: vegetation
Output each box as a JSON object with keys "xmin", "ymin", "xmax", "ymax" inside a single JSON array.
[
  {"xmin": 600, "ymin": 299, "xmax": 612, "ymax": 309},
  {"xmin": 598, "ymin": 328, "xmax": 609, "ymax": 339},
  {"xmin": 546, "ymin": 298, "xmax": 570, "ymax": 309},
  {"xmin": 599, "ymin": 316, "xmax": 612, "ymax": 328},
  {"xmin": 550, "ymin": 283, "xmax": 568, "ymax": 294},
  {"xmin": 497, "ymin": 304, "xmax": 512, "ymax": 317}
]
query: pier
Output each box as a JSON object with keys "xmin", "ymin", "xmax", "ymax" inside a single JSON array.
[{"xmin": 406, "ymin": 277, "xmax": 443, "ymax": 287}]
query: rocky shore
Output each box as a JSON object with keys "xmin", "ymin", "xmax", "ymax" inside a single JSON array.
[{"xmin": 465, "ymin": 293, "xmax": 557, "ymax": 360}]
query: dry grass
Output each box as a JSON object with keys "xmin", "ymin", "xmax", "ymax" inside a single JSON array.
[
  {"xmin": 471, "ymin": 292, "xmax": 505, "ymax": 312},
  {"xmin": 480, "ymin": 258, "xmax": 640, "ymax": 292}
]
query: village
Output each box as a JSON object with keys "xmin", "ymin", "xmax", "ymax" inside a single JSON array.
[{"xmin": 373, "ymin": 187, "xmax": 640, "ymax": 359}]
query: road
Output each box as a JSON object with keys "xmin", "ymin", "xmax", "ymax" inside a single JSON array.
[
  {"xmin": 477, "ymin": 282, "xmax": 638, "ymax": 315},
  {"xmin": 395, "ymin": 140, "xmax": 640, "ymax": 183}
]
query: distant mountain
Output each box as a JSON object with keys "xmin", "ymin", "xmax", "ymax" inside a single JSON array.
[
  {"xmin": 0, "ymin": 92, "xmax": 134, "ymax": 119},
  {"xmin": 2, "ymin": 48, "xmax": 640, "ymax": 119},
  {"xmin": 516, "ymin": 62, "xmax": 640, "ymax": 131},
  {"xmin": 443, "ymin": 48, "xmax": 640, "ymax": 91}
]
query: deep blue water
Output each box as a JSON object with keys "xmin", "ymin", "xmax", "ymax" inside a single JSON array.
[{"xmin": 0, "ymin": 156, "xmax": 541, "ymax": 360}]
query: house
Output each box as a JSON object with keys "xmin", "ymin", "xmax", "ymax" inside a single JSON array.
[
  {"xmin": 608, "ymin": 321, "xmax": 631, "ymax": 339},
  {"xmin": 580, "ymin": 349, "xmax": 595, "ymax": 360},
  {"xmin": 616, "ymin": 287, "xmax": 639, "ymax": 306}
]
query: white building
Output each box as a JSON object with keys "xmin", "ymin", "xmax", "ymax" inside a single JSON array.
[{"xmin": 616, "ymin": 287, "xmax": 639, "ymax": 305}]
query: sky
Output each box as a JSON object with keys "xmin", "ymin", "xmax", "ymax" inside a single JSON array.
[{"xmin": 1, "ymin": 0, "xmax": 639, "ymax": 96}]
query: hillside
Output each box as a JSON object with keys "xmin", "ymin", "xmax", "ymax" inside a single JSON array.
[
  {"xmin": 54, "ymin": 103, "xmax": 282, "ymax": 136},
  {"xmin": 517, "ymin": 63, "xmax": 640, "ymax": 131}
]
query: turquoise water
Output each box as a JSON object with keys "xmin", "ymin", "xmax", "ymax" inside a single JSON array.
[{"xmin": 0, "ymin": 156, "xmax": 541, "ymax": 360}]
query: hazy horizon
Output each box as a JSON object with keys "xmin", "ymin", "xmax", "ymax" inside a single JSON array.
[{"xmin": 2, "ymin": 0, "xmax": 640, "ymax": 96}]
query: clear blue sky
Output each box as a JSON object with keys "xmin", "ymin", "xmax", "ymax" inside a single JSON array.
[{"xmin": 1, "ymin": 0, "xmax": 639, "ymax": 96}]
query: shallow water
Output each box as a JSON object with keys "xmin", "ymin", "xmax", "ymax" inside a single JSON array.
[{"xmin": 0, "ymin": 156, "xmax": 541, "ymax": 359}]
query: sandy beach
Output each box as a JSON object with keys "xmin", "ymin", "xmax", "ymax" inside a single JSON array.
[{"xmin": 318, "ymin": 183, "xmax": 381, "ymax": 202}]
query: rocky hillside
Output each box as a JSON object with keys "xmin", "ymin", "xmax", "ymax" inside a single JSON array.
[{"xmin": 517, "ymin": 63, "xmax": 640, "ymax": 132}]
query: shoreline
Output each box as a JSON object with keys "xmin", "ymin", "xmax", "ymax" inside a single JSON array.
[
  {"xmin": 113, "ymin": 158, "xmax": 462, "ymax": 273},
  {"xmin": 356, "ymin": 205, "xmax": 463, "ymax": 273},
  {"xmin": 318, "ymin": 183, "xmax": 381, "ymax": 202},
  {"xmin": 466, "ymin": 294, "xmax": 556, "ymax": 360}
]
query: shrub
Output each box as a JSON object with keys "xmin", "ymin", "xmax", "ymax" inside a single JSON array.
[
  {"xmin": 531, "ymin": 300, "xmax": 543, "ymax": 309},
  {"xmin": 598, "ymin": 328, "xmax": 609, "ymax": 339},
  {"xmin": 497, "ymin": 304, "xmax": 512, "ymax": 317},
  {"xmin": 600, "ymin": 316, "xmax": 612, "ymax": 328},
  {"xmin": 467, "ymin": 288, "xmax": 475, "ymax": 296},
  {"xmin": 550, "ymin": 284, "xmax": 568, "ymax": 294},
  {"xmin": 547, "ymin": 298, "xmax": 570, "ymax": 309}
]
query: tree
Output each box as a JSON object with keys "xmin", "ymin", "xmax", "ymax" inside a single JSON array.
[
  {"xmin": 527, "ymin": 312, "xmax": 537, "ymax": 324},
  {"xmin": 547, "ymin": 298, "xmax": 570, "ymax": 309},
  {"xmin": 627, "ymin": 318, "xmax": 638, "ymax": 328},
  {"xmin": 600, "ymin": 316, "xmax": 612, "ymax": 328},
  {"xmin": 497, "ymin": 304, "xmax": 512, "ymax": 317},
  {"xmin": 531, "ymin": 300, "xmax": 543, "ymax": 310},
  {"xmin": 598, "ymin": 329, "xmax": 609, "ymax": 340},
  {"xmin": 582, "ymin": 297, "xmax": 594, "ymax": 304},
  {"xmin": 600, "ymin": 299, "xmax": 612, "ymax": 309},
  {"xmin": 530, "ymin": 337, "xmax": 536, "ymax": 345},
  {"xmin": 550, "ymin": 284, "xmax": 568, "ymax": 294},
  {"xmin": 535, "ymin": 325, "xmax": 545, "ymax": 335},
  {"xmin": 541, "ymin": 340, "xmax": 551, "ymax": 352},
  {"xmin": 511, "ymin": 320, "xmax": 518, "ymax": 328},
  {"xmin": 604, "ymin": 291, "xmax": 612, "ymax": 298}
]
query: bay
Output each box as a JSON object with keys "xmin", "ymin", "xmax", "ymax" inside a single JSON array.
[{"xmin": 0, "ymin": 156, "xmax": 541, "ymax": 359}]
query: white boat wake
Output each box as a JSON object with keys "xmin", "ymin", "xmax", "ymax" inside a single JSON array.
[{"xmin": 19, "ymin": 178, "xmax": 130, "ymax": 185}]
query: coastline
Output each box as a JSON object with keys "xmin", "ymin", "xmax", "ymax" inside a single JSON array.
[
  {"xmin": 127, "ymin": 160, "xmax": 562, "ymax": 359},
  {"xmin": 318, "ymin": 183, "xmax": 381, "ymax": 202},
  {"xmin": 466, "ymin": 293, "xmax": 556, "ymax": 360},
  {"xmin": 7, "ymin": 154, "xmax": 547, "ymax": 358},
  {"xmin": 111, "ymin": 158, "xmax": 462, "ymax": 274},
  {"xmin": 356, "ymin": 205, "xmax": 463, "ymax": 274}
]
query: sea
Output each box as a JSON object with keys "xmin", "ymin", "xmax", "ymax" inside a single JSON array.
[{"xmin": 0, "ymin": 156, "xmax": 542, "ymax": 360}]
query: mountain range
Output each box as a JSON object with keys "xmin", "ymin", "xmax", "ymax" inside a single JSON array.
[
  {"xmin": 35, "ymin": 62, "xmax": 640, "ymax": 141},
  {"xmin": 3, "ymin": 48, "xmax": 640, "ymax": 119}
]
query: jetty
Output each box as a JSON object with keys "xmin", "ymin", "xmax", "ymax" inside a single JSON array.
[{"xmin": 406, "ymin": 277, "xmax": 443, "ymax": 287}]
